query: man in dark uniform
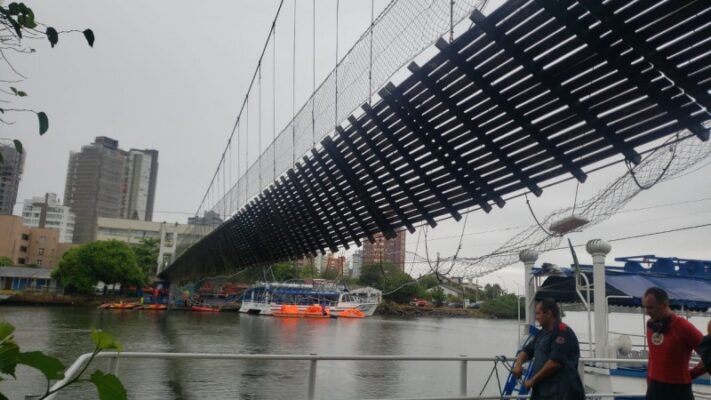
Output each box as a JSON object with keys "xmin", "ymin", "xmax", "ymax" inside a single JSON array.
[
  {"xmin": 511, "ymin": 299, "xmax": 584, "ymax": 400},
  {"xmin": 693, "ymin": 320, "xmax": 710, "ymax": 379}
]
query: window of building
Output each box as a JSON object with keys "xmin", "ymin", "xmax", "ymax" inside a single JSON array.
[
  {"xmin": 36, "ymin": 259, "xmax": 42, "ymax": 266},
  {"xmin": 18, "ymin": 258, "xmax": 26, "ymax": 265},
  {"xmin": 38, "ymin": 248, "xmax": 45, "ymax": 256},
  {"xmin": 21, "ymin": 234, "xmax": 29, "ymax": 241},
  {"xmin": 19, "ymin": 246, "xmax": 27, "ymax": 253}
]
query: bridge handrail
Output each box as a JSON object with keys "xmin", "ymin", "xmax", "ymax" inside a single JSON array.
[{"xmin": 48, "ymin": 353, "xmax": 651, "ymax": 400}]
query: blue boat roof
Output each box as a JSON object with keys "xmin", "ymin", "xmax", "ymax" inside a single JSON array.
[
  {"xmin": 244, "ymin": 287, "xmax": 341, "ymax": 296},
  {"xmin": 534, "ymin": 255, "xmax": 711, "ymax": 310}
]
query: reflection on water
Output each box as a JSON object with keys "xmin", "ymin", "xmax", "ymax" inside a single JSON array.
[
  {"xmin": 0, "ymin": 306, "xmax": 521, "ymax": 399},
  {"xmin": 10, "ymin": 308, "xmax": 703, "ymax": 399}
]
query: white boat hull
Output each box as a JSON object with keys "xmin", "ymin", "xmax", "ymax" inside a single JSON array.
[{"xmin": 584, "ymin": 365, "xmax": 711, "ymax": 398}]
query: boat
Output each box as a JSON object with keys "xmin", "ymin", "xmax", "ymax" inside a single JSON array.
[
  {"xmin": 272, "ymin": 304, "xmax": 303, "ymax": 317},
  {"xmin": 506, "ymin": 241, "xmax": 711, "ymax": 399},
  {"xmin": 334, "ymin": 308, "xmax": 365, "ymax": 319},
  {"xmin": 99, "ymin": 302, "xmax": 139, "ymax": 310},
  {"xmin": 139, "ymin": 304, "xmax": 167, "ymax": 311},
  {"xmin": 238, "ymin": 280, "xmax": 380, "ymax": 316},
  {"xmin": 191, "ymin": 305, "xmax": 221, "ymax": 312},
  {"xmin": 302, "ymin": 304, "xmax": 331, "ymax": 318}
]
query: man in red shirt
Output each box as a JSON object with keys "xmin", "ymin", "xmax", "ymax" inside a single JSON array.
[{"xmin": 643, "ymin": 287, "xmax": 704, "ymax": 400}]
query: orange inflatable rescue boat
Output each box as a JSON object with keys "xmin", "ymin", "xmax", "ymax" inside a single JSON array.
[
  {"xmin": 273, "ymin": 304, "xmax": 303, "ymax": 317},
  {"xmin": 191, "ymin": 305, "xmax": 220, "ymax": 312},
  {"xmin": 335, "ymin": 308, "xmax": 365, "ymax": 318},
  {"xmin": 303, "ymin": 304, "xmax": 331, "ymax": 318}
]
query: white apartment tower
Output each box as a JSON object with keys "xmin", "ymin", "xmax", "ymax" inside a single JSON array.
[
  {"xmin": 22, "ymin": 193, "xmax": 75, "ymax": 243},
  {"xmin": 121, "ymin": 149, "xmax": 159, "ymax": 221}
]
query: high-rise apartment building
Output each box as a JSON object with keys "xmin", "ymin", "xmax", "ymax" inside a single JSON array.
[
  {"xmin": 22, "ymin": 193, "xmax": 75, "ymax": 243},
  {"xmin": 64, "ymin": 137, "xmax": 159, "ymax": 243},
  {"xmin": 324, "ymin": 254, "xmax": 346, "ymax": 276},
  {"xmin": 187, "ymin": 210, "xmax": 223, "ymax": 226},
  {"xmin": 0, "ymin": 142, "xmax": 25, "ymax": 215},
  {"xmin": 121, "ymin": 149, "xmax": 159, "ymax": 221},
  {"xmin": 348, "ymin": 249, "xmax": 363, "ymax": 279},
  {"xmin": 361, "ymin": 229, "xmax": 406, "ymax": 271}
]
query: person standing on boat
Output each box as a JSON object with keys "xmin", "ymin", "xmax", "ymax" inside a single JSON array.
[
  {"xmin": 689, "ymin": 319, "xmax": 711, "ymax": 380},
  {"xmin": 511, "ymin": 299, "xmax": 584, "ymax": 400},
  {"xmin": 643, "ymin": 287, "xmax": 704, "ymax": 400}
]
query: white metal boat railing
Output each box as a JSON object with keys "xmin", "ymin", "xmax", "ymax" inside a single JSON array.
[{"xmin": 46, "ymin": 353, "xmax": 650, "ymax": 400}]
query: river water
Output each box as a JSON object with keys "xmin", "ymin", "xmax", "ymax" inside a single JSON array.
[{"xmin": 1, "ymin": 306, "xmax": 708, "ymax": 400}]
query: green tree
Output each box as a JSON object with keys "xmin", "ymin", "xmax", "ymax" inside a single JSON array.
[
  {"xmin": 359, "ymin": 263, "xmax": 423, "ymax": 304},
  {"xmin": 271, "ymin": 262, "xmax": 298, "ymax": 282},
  {"xmin": 430, "ymin": 287, "xmax": 446, "ymax": 307},
  {"xmin": 480, "ymin": 293, "xmax": 523, "ymax": 319},
  {"xmin": 52, "ymin": 241, "xmax": 146, "ymax": 294},
  {"xmin": 132, "ymin": 238, "xmax": 159, "ymax": 277},
  {"xmin": 51, "ymin": 247, "xmax": 95, "ymax": 294},
  {"xmin": 418, "ymin": 274, "xmax": 440, "ymax": 290},
  {"xmin": 0, "ymin": 256, "xmax": 13, "ymax": 266},
  {"xmin": 484, "ymin": 283, "xmax": 504, "ymax": 300},
  {"xmin": 358, "ymin": 262, "xmax": 400, "ymax": 287}
]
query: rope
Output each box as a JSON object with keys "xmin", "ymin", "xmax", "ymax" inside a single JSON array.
[
  {"xmin": 245, "ymin": 95, "xmax": 249, "ymax": 197},
  {"xmin": 202, "ymin": 0, "xmax": 488, "ymax": 220},
  {"xmin": 312, "ymin": 0, "xmax": 317, "ymax": 147},
  {"xmin": 273, "ymin": 28, "xmax": 277, "ymax": 179},
  {"xmin": 292, "ymin": 0, "xmax": 297, "ymax": 166},
  {"xmin": 335, "ymin": 0, "xmax": 340, "ymax": 130},
  {"xmin": 450, "ymin": 0, "xmax": 455, "ymax": 42},
  {"xmin": 222, "ymin": 155, "xmax": 226, "ymax": 220},
  {"xmin": 525, "ymin": 193, "xmax": 557, "ymax": 238},
  {"xmin": 194, "ymin": 0, "xmax": 285, "ymax": 216},
  {"xmin": 369, "ymin": 0, "xmax": 374, "ymax": 104},
  {"xmin": 572, "ymin": 181, "xmax": 580, "ymax": 215},
  {"xmin": 626, "ymin": 136, "xmax": 678, "ymax": 191},
  {"xmin": 258, "ymin": 64, "xmax": 263, "ymax": 189}
]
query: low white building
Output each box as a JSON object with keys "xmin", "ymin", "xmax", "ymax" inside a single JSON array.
[
  {"xmin": 95, "ymin": 217, "xmax": 205, "ymax": 274},
  {"xmin": 22, "ymin": 193, "xmax": 75, "ymax": 243}
]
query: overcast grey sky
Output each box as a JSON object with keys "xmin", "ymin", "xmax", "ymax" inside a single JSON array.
[{"xmin": 4, "ymin": 0, "xmax": 711, "ymax": 292}]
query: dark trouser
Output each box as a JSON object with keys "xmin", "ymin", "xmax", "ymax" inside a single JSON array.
[{"xmin": 646, "ymin": 379, "xmax": 693, "ymax": 400}]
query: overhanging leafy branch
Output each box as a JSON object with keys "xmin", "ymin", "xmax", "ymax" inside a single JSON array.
[{"xmin": 0, "ymin": 2, "xmax": 93, "ymax": 161}]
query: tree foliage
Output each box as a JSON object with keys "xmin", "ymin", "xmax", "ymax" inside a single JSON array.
[
  {"xmin": 0, "ymin": 256, "xmax": 12, "ymax": 267},
  {"xmin": 480, "ymin": 293, "xmax": 523, "ymax": 319},
  {"xmin": 52, "ymin": 240, "xmax": 147, "ymax": 294},
  {"xmin": 271, "ymin": 262, "xmax": 298, "ymax": 282},
  {"xmin": 483, "ymin": 283, "xmax": 505, "ymax": 300},
  {"xmin": 358, "ymin": 263, "xmax": 424, "ymax": 304},
  {"xmin": 0, "ymin": 2, "xmax": 94, "ymax": 159},
  {"xmin": 132, "ymin": 238, "xmax": 159, "ymax": 277},
  {"xmin": 430, "ymin": 287, "xmax": 446, "ymax": 307},
  {"xmin": 418, "ymin": 274, "xmax": 440, "ymax": 290}
]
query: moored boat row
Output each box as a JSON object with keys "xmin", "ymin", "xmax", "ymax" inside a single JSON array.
[
  {"xmin": 238, "ymin": 280, "xmax": 380, "ymax": 317},
  {"xmin": 271, "ymin": 303, "xmax": 366, "ymax": 319}
]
